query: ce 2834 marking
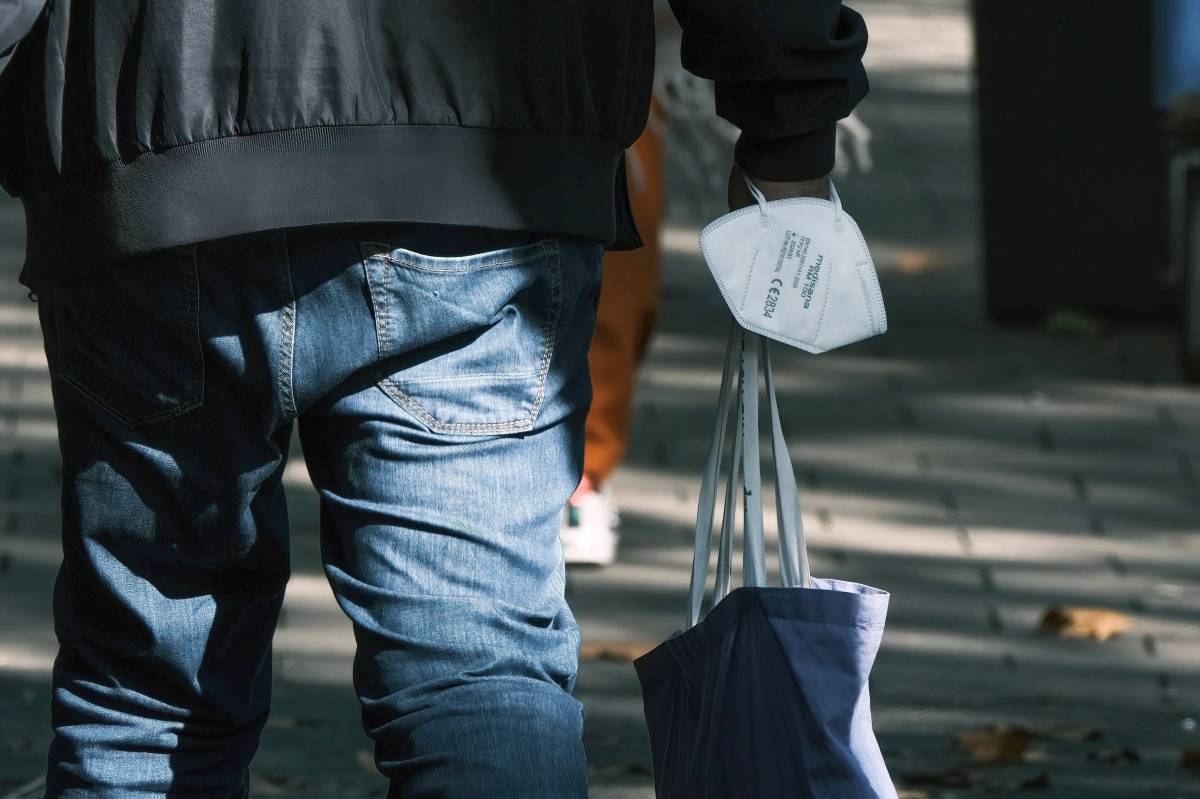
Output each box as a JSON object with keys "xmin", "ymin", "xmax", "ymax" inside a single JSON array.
[{"xmin": 763, "ymin": 278, "xmax": 783, "ymax": 319}]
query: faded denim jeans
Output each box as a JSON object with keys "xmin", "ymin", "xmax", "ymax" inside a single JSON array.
[{"xmin": 34, "ymin": 223, "xmax": 602, "ymax": 797}]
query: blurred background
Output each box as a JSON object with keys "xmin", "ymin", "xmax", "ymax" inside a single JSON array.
[{"xmin": 2, "ymin": 0, "xmax": 1200, "ymax": 796}]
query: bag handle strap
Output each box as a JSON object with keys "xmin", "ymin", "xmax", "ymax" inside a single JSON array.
[
  {"xmin": 763, "ymin": 338, "xmax": 810, "ymax": 587},
  {"xmin": 740, "ymin": 332, "xmax": 767, "ymax": 588},
  {"xmin": 713, "ymin": 378, "xmax": 742, "ymax": 608},
  {"xmin": 686, "ymin": 321, "xmax": 741, "ymax": 629},
  {"xmin": 685, "ymin": 328, "xmax": 812, "ymax": 629}
]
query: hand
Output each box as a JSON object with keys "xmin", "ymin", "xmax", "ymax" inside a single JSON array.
[{"xmin": 726, "ymin": 164, "xmax": 830, "ymax": 212}]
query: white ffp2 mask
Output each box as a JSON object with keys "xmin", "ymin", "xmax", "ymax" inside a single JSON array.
[{"xmin": 700, "ymin": 178, "xmax": 886, "ymax": 354}]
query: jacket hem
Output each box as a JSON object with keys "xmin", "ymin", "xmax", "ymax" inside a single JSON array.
[{"xmin": 19, "ymin": 124, "xmax": 630, "ymax": 290}]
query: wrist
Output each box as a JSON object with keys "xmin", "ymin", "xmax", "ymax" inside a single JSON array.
[{"xmin": 745, "ymin": 172, "xmax": 830, "ymax": 201}]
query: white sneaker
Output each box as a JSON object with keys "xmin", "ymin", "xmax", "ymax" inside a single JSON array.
[{"xmin": 560, "ymin": 485, "xmax": 620, "ymax": 567}]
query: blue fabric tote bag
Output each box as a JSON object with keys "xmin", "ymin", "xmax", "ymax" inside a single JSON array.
[{"xmin": 633, "ymin": 326, "xmax": 898, "ymax": 799}]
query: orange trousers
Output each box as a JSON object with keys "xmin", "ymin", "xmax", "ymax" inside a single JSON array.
[{"xmin": 583, "ymin": 108, "xmax": 665, "ymax": 485}]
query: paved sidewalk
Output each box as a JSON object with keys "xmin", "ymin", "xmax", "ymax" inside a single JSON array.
[{"xmin": 3, "ymin": 1, "xmax": 1200, "ymax": 797}]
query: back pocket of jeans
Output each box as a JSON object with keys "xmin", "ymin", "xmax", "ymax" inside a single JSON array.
[
  {"xmin": 50, "ymin": 245, "xmax": 204, "ymax": 428},
  {"xmin": 361, "ymin": 239, "xmax": 562, "ymax": 435}
]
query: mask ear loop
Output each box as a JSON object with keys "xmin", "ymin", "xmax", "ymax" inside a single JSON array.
[
  {"xmin": 742, "ymin": 173, "xmax": 771, "ymax": 227},
  {"xmin": 746, "ymin": 172, "xmax": 845, "ymax": 232},
  {"xmin": 828, "ymin": 177, "xmax": 845, "ymax": 233}
]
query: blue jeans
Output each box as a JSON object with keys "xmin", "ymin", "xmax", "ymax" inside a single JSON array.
[{"xmin": 34, "ymin": 224, "xmax": 602, "ymax": 797}]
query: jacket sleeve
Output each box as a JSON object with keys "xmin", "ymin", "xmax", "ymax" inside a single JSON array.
[
  {"xmin": 666, "ymin": 0, "xmax": 868, "ymax": 181},
  {"xmin": 0, "ymin": 0, "xmax": 46, "ymax": 76}
]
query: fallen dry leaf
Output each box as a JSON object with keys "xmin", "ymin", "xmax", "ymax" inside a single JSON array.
[
  {"xmin": 1183, "ymin": 748, "xmax": 1200, "ymax": 775},
  {"xmin": 956, "ymin": 725, "xmax": 1031, "ymax": 765},
  {"xmin": 579, "ymin": 641, "xmax": 656, "ymax": 663},
  {"xmin": 1037, "ymin": 606, "xmax": 1132, "ymax": 641}
]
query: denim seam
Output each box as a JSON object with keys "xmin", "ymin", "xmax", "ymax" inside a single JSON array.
[
  {"xmin": 527, "ymin": 239, "xmax": 563, "ymax": 425},
  {"xmin": 396, "ymin": 371, "xmax": 543, "ymax": 384},
  {"xmin": 50, "ymin": 246, "xmax": 205, "ymax": 428},
  {"xmin": 361, "ymin": 244, "xmax": 393, "ymax": 358},
  {"xmin": 362, "ymin": 240, "xmax": 563, "ymax": 435},
  {"xmin": 374, "ymin": 377, "xmax": 539, "ymax": 434},
  {"xmin": 276, "ymin": 230, "xmax": 299, "ymax": 420},
  {"xmin": 55, "ymin": 362, "xmax": 203, "ymax": 428}
]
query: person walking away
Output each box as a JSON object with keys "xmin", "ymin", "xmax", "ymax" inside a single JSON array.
[{"xmin": 0, "ymin": 1, "xmax": 868, "ymax": 795}]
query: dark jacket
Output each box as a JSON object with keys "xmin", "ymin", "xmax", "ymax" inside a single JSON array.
[{"xmin": 0, "ymin": 1, "xmax": 867, "ymax": 292}]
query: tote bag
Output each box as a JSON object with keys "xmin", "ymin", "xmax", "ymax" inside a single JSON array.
[{"xmin": 633, "ymin": 325, "xmax": 898, "ymax": 799}]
